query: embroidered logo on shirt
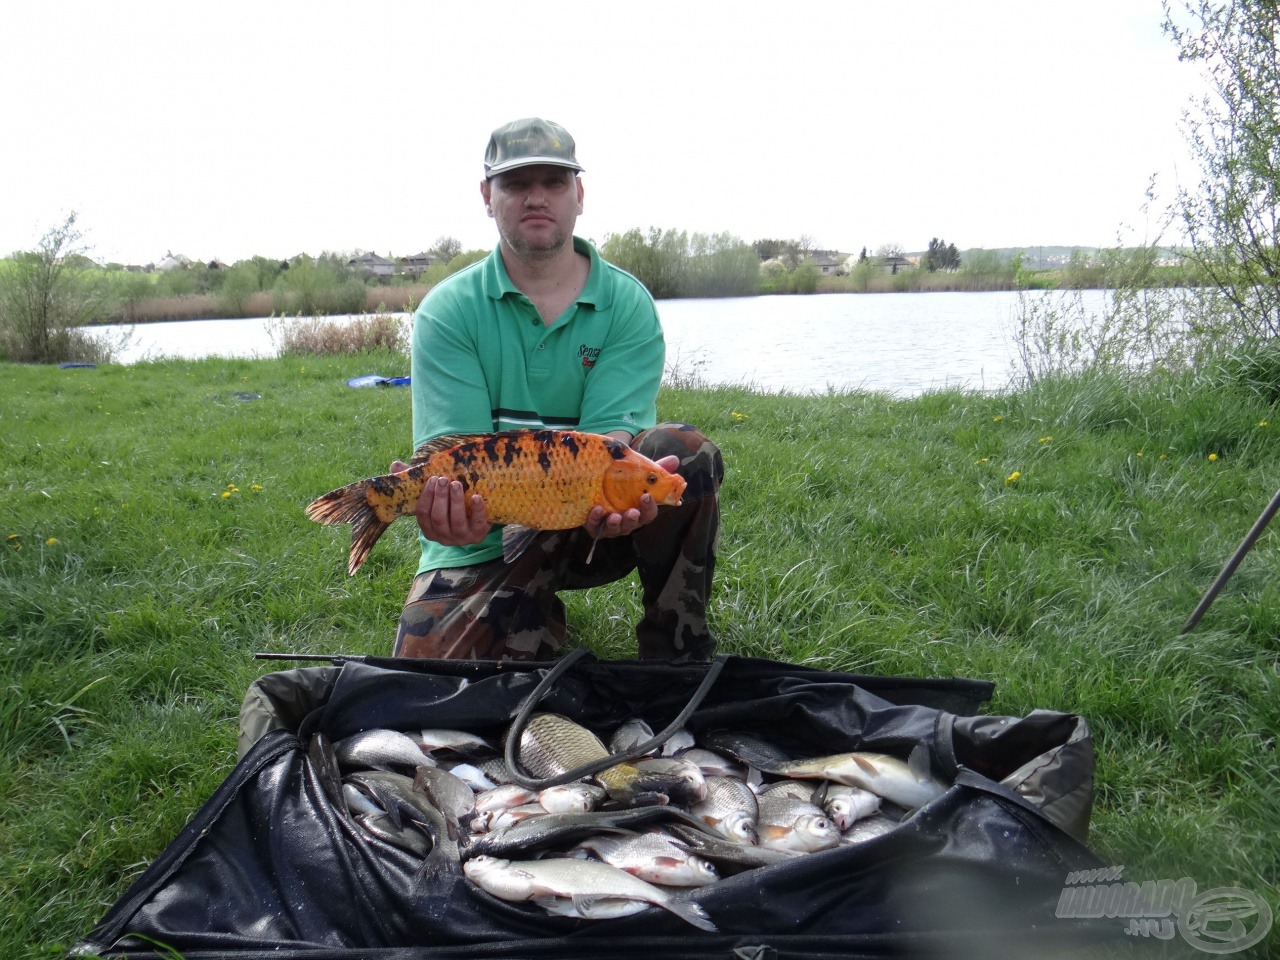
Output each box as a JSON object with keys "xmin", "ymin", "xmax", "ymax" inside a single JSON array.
[{"xmin": 579, "ymin": 343, "xmax": 601, "ymax": 369}]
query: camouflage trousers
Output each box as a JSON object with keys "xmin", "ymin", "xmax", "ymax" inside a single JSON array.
[{"xmin": 394, "ymin": 422, "xmax": 722, "ymax": 663}]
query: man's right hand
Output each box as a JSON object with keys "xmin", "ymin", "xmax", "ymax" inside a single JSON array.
[{"xmin": 390, "ymin": 461, "xmax": 492, "ymax": 546}]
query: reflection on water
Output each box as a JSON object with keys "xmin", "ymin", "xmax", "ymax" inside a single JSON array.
[{"xmin": 86, "ymin": 290, "xmax": 1114, "ymax": 397}]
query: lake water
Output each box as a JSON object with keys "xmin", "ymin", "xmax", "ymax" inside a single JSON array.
[{"xmin": 90, "ymin": 290, "xmax": 1115, "ymax": 397}]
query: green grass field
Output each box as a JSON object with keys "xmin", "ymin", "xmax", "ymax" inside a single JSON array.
[{"xmin": 2, "ymin": 353, "xmax": 1277, "ymax": 957}]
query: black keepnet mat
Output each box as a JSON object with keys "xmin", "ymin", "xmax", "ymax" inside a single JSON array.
[{"xmin": 75, "ymin": 655, "xmax": 1115, "ymax": 959}]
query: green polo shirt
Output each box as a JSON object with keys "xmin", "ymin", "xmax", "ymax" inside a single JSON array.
[{"xmin": 409, "ymin": 236, "xmax": 665, "ymax": 573}]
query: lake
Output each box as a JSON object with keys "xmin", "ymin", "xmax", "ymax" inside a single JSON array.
[{"xmin": 89, "ymin": 290, "xmax": 1115, "ymax": 397}]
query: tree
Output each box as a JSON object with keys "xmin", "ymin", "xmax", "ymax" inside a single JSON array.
[
  {"xmin": 430, "ymin": 236, "xmax": 463, "ymax": 262},
  {"xmin": 0, "ymin": 212, "xmax": 115, "ymax": 362},
  {"xmin": 924, "ymin": 238, "xmax": 962, "ymax": 272},
  {"xmin": 1164, "ymin": 0, "xmax": 1280, "ymax": 339}
]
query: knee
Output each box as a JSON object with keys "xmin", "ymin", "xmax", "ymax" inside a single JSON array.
[{"xmin": 634, "ymin": 423, "xmax": 723, "ymax": 498}]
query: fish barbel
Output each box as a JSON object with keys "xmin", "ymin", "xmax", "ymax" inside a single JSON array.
[
  {"xmin": 306, "ymin": 429, "xmax": 686, "ymax": 575},
  {"xmin": 462, "ymin": 855, "xmax": 718, "ymax": 932}
]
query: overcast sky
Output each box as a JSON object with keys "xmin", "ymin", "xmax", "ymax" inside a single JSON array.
[{"xmin": 1, "ymin": 1, "xmax": 1207, "ymax": 265}]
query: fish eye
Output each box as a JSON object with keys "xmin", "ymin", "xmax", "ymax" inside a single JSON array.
[{"xmin": 646, "ymin": 473, "xmax": 657, "ymax": 484}]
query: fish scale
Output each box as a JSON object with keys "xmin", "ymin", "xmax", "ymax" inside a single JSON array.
[{"xmin": 306, "ymin": 429, "xmax": 686, "ymax": 575}]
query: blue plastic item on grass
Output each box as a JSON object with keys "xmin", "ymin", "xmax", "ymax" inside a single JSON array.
[{"xmin": 346, "ymin": 374, "xmax": 410, "ymax": 388}]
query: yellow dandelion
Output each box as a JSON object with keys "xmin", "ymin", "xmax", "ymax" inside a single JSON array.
[
  {"xmin": 45, "ymin": 537, "xmax": 57, "ymax": 546},
  {"xmin": 1038, "ymin": 436, "xmax": 1053, "ymax": 443},
  {"xmin": 221, "ymin": 491, "xmax": 232, "ymax": 499},
  {"xmin": 1208, "ymin": 453, "xmax": 1219, "ymax": 462},
  {"xmin": 975, "ymin": 457, "xmax": 990, "ymax": 463},
  {"xmin": 251, "ymin": 484, "xmax": 263, "ymax": 491},
  {"xmin": 992, "ymin": 415, "xmax": 1003, "ymax": 422},
  {"xmin": 1259, "ymin": 421, "xmax": 1269, "ymax": 427},
  {"xmin": 1136, "ymin": 452, "xmax": 1144, "ymax": 458},
  {"xmin": 1005, "ymin": 471, "xmax": 1022, "ymax": 484},
  {"xmin": 1159, "ymin": 454, "xmax": 1168, "ymax": 461}
]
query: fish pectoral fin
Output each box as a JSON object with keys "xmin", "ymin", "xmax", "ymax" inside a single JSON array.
[
  {"xmin": 907, "ymin": 743, "xmax": 934, "ymax": 783},
  {"xmin": 501, "ymin": 524, "xmax": 542, "ymax": 563},
  {"xmin": 571, "ymin": 893, "xmax": 604, "ymax": 914}
]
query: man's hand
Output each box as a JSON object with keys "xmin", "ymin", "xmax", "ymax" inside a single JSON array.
[
  {"xmin": 390, "ymin": 460, "xmax": 491, "ymax": 546},
  {"xmin": 583, "ymin": 454, "xmax": 680, "ymax": 541}
]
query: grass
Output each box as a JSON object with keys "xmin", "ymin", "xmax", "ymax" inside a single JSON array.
[{"xmin": 2, "ymin": 356, "xmax": 1278, "ymax": 957}]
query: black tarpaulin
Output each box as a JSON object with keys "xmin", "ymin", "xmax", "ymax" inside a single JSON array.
[{"xmin": 75, "ymin": 654, "xmax": 1119, "ymax": 959}]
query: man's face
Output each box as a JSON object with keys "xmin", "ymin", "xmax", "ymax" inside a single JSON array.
[{"xmin": 481, "ymin": 165, "xmax": 584, "ymax": 262}]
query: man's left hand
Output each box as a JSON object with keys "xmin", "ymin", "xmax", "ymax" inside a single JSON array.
[{"xmin": 583, "ymin": 454, "xmax": 680, "ymax": 540}]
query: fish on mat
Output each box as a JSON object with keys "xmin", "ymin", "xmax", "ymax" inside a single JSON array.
[
  {"xmin": 462, "ymin": 854, "xmax": 718, "ymax": 932},
  {"xmin": 306, "ymin": 429, "xmax": 687, "ymax": 574}
]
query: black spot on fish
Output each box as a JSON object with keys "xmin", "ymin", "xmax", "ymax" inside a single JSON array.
[
  {"xmin": 538, "ymin": 449, "xmax": 552, "ymax": 472},
  {"xmin": 467, "ymin": 470, "xmax": 480, "ymax": 487},
  {"xmin": 502, "ymin": 436, "xmax": 518, "ymax": 466},
  {"xmin": 481, "ymin": 435, "xmax": 501, "ymax": 463},
  {"xmin": 560, "ymin": 433, "xmax": 581, "ymax": 458},
  {"xmin": 607, "ymin": 439, "xmax": 627, "ymax": 460}
]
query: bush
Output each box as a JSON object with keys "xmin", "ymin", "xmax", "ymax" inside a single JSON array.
[
  {"xmin": 0, "ymin": 213, "xmax": 127, "ymax": 363},
  {"xmin": 270, "ymin": 313, "xmax": 408, "ymax": 356}
]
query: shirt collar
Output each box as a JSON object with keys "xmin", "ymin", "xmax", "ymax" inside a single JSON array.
[{"xmin": 483, "ymin": 236, "xmax": 610, "ymax": 310}]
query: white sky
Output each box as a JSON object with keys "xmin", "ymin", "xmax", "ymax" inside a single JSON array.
[{"xmin": 1, "ymin": 0, "xmax": 1207, "ymax": 265}]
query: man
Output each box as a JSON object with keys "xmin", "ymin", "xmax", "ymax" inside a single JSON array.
[{"xmin": 393, "ymin": 117, "xmax": 722, "ymax": 663}]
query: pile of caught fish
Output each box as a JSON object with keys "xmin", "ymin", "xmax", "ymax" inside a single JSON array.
[{"xmin": 310, "ymin": 712, "xmax": 949, "ymax": 933}]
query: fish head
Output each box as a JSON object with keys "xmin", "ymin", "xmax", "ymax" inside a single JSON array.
[
  {"xmin": 601, "ymin": 452, "xmax": 686, "ymax": 512},
  {"xmin": 721, "ymin": 810, "xmax": 759, "ymax": 845}
]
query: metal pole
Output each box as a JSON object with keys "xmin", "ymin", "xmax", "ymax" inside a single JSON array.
[{"xmin": 1180, "ymin": 486, "xmax": 1280, "ymax": 634}]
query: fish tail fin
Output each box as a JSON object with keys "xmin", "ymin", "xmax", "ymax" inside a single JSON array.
[
  {"xmin": 664, "ymin": 897, "xmax": 718, "ymax": 933},
  {"xmin": 306, "ymin": 481, "xmax": 392, "ymax": 576}
]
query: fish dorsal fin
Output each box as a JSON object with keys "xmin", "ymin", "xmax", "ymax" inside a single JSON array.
[
  {"xmin": 408, "ymin": 433, "xmax": 481, "ymax": 466},
  {"xmin": 907, "ymin": 743, "xmax": 932, "ymax": 783}
]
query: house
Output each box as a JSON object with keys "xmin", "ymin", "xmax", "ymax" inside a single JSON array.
[
  {"xmin": 348, "ymin": 252, "xmax": 396, "ymax": 278},
  {"xmin": 883, "ymin": 254, "xmax": 915, "ymax": 275},
  {"xmin": 155, "ymin": 252, "xmax": 192, "ymax": 272},
  {"xmin": 805, "ymin": 252, "xmax": 843, "ymax": 276},
  {"xmin": 400, "ymin": 251, "xmax": 442, "ymax": 277}
]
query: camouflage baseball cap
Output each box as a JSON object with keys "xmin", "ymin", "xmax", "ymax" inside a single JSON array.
[{"xmin": 483, "ymin": 117, "xmax": 584, "ymax": 179}]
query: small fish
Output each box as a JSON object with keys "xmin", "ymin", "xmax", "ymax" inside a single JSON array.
[
  {"xmin": 333, "ymin": 729, "xmax": 433, "ymax": 774},
  {"xmin": 441, "ymin": 761, "xmax": 501, "ymax": 792},
  {"xmin": 818, "ymin": 784, "xmax": 883, "ymax": 830},
  {"xmin": 664, "ymin": 823, "xmax": 797, "ymax": 874},
  {"xmin": 480, "ymin": 803, "xmax": 550, "ymax": 833},
  {"xmin": 343, "ymin": 783, "xmax": 384, "ymax": 817},
  {"xmin": 306, "ymin": 732, "xmax": 349, "ymax": 817},
  {"xmin": 516, "ymin": 712, "xmax": 692, "ymax": 805},
  {"xmin": 675, "ymin": 747, "xmax": 748, "ymax": 780},
  {"xmin": 756, "ymin": 779, "xmax": 822, "ymax": 802},
  {"xmin": 354, "ymin": 811, "xmax": 433, "ymax": 858},
  {"xmin": 633, "ymin": 757, "xmax": 707, "ymax": 803},
  {"xmin": 464, "ymin": 805, "xmax": 718, "ymax": 860},
  {"xmin": 608, "ymin": 718, "xmax": 655, "ymax": 755},
  {"xmin": 774, "ymin": 744, "xmax": 946, "ymax": 810},
  {"xmin": 658, "ymin": 729, "xmax": 697, "ymax": 756},
  {"xmin": 307, "ymin": 429, "xmax": 687, "ymax": 574},
  {"xmin": 755, "ymin": 791, "xmax": 840, "ymax": 854},
  {"xmin": 414, "ymin": 728, "xmax": 494, "ymax": 758},
  {"xmin": 841, "ymin": 814, "xmax": 898, "ymax": 845},
  {"xmin": 345, "ymin": 770, "xmax": 460, "ymax": 875},
  {"xmin": 536, "ymin": 896, "xmax": 651, "ymax": 921},
  {"xmin": 474, "ymin": 784, "xmax": 539, "ymax": 815},
  {"xmin": 691, "ymin": 776, "xmax": 759, "ymax": 845},
  {"xmin": 462, "ymin": 855, "xmax": 717, "ymax": 932},
  {"xmin": 573, "ymin": 832, "xmax": 720, "ymax": 888},
  {"xmin": 538, "ymin": 782, "xmax": 608, "ymax": 814},
  {"xmin": 412, "ymin": 765, "xmax": 477, "ymax": 826}
]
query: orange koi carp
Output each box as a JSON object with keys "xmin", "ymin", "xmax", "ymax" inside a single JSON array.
[{"xmin": 306, "ymin": 429, "xmax": 686, "ymax": 575}]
